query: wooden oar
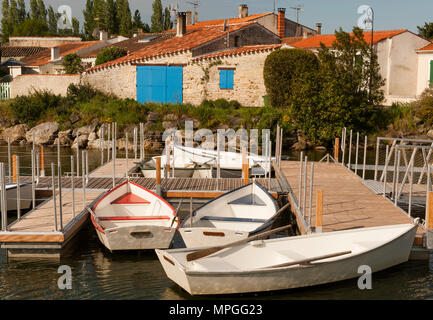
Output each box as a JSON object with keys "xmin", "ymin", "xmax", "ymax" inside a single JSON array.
[
  {"xmin": 262, "ymin": 250, "xmax": 352, "ymax": 269},
  {"xmin": 170, "ymin": 198, "xmax": 183, "ymax": 228},
  {"xmin": 186, "ymin": 224, "xmax": 292, "ymax": 262}
]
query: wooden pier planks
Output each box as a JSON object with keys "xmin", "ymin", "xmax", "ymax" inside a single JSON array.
[{"xmin": 280, "ymin": 161, "xmax": 421, "ymax": 234}]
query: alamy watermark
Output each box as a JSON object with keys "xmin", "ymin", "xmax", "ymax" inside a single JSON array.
[
  {"xmin": 357, "ymin": 5, "xmax": 374, "ymax": 30},
  {"xmin": 357, "ymin": 265, "xmax": 372, "ymax": 290},
  {"xmin": 58, "ymin": 265, "xmax": 72, "ymax": 290},
  {"xmin": 57, "ymin": 5, "xmax": 73, "ymax": 30}
]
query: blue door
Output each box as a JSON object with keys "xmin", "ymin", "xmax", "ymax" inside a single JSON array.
[{"xmin": 136, "ymin": 66, "xmax": 183, "ymax": 104}]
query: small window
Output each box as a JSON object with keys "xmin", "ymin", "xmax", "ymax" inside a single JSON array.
[
  {"xmin": 234, "ymin": 36, "xmax": 240, "ymax": 47},
  {"xmin": 219, "ymin": 69, "xmax": 234, "ymax": 89}
]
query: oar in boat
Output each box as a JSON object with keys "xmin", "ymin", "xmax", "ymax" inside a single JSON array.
[
  {"xmin": 170, "ymin": 198, "xmax": 183, "ymax": 228},
  {"xmin": 186, "ymin": 224, "xmax": 292, "ymax": 262},
  {"xmin": 262, "ymin": 251, "xmax": 352, "ymax": 269},
  {"xmin": 259, "ymin": 201, "xmax": 291, "ymax": 228}
]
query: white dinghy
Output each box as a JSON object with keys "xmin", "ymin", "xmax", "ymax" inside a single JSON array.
[
  {"xmin": 89, "ymin": 181, "xmax": 178, "ymax": 251},
  {"xmin": 179, "ymin": 182, "xmax": 278, "ymax": 248},
  {"xmin": 1, "ymin": 182, "xmax": 32, "ymax": 211},
  {"xmin": 156, "ymin": 222, "xmax": 418, "ymax": 295}
]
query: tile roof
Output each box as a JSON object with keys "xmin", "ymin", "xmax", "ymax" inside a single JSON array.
[
  {"xmin": 193, "ymin": 44, "xmax": 282, "ymax": 61},
  {"xmin": 1, "ymin": 46, "xmax": 47, "ymax": 57},
  {"xmin": 86, "ymin": 22, "xmax": 256, "ymax": 72},
  {"xmin": 417, "ymin": 42, "xmax": 433, "ymax": 52},
  {"xmin": 22, "ymin": 41, "xmax": 101, "ymax": 66},
  {"xmin": 79, "ymin": 33, "xmax": 175, "ymax": 58},
  {"xmin": 281, "ymin": 37, "xmax": 304, "ymax": 45},
  {"xmin": 291, "ymin": 29, "xmax": 408, "ymax": 49}
]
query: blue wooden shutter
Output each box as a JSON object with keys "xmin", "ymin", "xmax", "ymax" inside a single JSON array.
[{"xmin": 219, "ymin": 69, "xmax": 234, "ymax": 89}]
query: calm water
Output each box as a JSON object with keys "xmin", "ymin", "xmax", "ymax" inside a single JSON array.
[{"xmin": 0, "ymin": 146, "xmax": 433, "ymax": 300}]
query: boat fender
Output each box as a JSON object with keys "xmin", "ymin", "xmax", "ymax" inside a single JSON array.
[{"xmin": 249, "ymin": 240, "xmax": 265, "ymax": 247}]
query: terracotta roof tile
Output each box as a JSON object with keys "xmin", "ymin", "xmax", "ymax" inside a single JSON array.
[
  {"xmin": 86, "ymin": 22, "xmax": 256, "ymax": 72},
  {"xmin": 22, "ymin": 41, "xmax": 101, "ymax": 66},
  {"xmin": 417, "ymin": 42, "xmax": 433, "ymax": 52},
  {"xmin": 193, "ymin": 44, "xmax": 282, "ymax": 61},
  {"xmin": 291, "ymin": 29, "xmax": 408, "ymax": 49},
  {"xmin": 1, "ymin": 46, "xmax": 47, "ymax": 57},
  {"xmin": 281, "ymin": 36, "xmax": 304, "ymax": 45}
]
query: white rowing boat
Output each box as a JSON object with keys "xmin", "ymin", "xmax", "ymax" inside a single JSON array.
[
  {"xmin": 156, "ymin": 222, "xmax": 418, "ymax": 295},
  {"xmin": 0, "ymin": 182, "xmax": 32, "ymax": 211},
  {"xmin": 90, "ymin": 181, "xmax": 179, "ymax": 251},
  {"xmin": 179, "ymin": 182, "xmax": 278, "ymax": 248}
]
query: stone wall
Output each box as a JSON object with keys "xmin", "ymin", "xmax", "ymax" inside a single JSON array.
[
  {"xmin": 8, "ymin": 37, "xmax": 82, "ymax": 48},
  {"xmin": 10, "ymin": 74, "xmax": 81, "ymax": 98}
]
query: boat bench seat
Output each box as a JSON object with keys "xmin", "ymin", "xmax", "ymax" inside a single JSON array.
[
  {"xmin": 99, "ymin": 216, "xmax": 171, "ymax": 221},
  {"xmin": 200, "ymin": 216, "xmax": 267, "ymax": 223}
]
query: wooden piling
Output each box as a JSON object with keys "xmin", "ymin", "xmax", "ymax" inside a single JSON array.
[
  {"xmin": 12, "ymin": 154, "xmax": 17, "ymax": 183},
  {"xmin": 334, "ymin": 138, "xmax": 340, "ymax": 161},
  {"xmin": 426, "ymin": 191, "xmax": 433, "ymax": 249},
  {"xmin": 315, "ymin": 190, "xmax": 323, "ymax": 233},
  {"xmin": 156, "ymin": 157, "xmax": 161, "ymax": 196},
  {"xmin": 242, "ymin": 147, "xmax": 248, "ymax": 185},
  {"xmin": 40, "ymin": 146, "xmax": 45, "ymax": 177}
]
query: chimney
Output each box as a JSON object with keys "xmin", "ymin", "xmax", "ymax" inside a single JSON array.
[
  {"xmin": 238, "ymin": 4, "xmax": 248, "ymax": 19},
  {"xmin": 51, "ymin": 47, "xmax": 60, "ymax": 61},
  {"xmin": 99, "ymin": 30, "xmax": 108, "ymax": 41},
  {"xmin": 194, "ymin": 10, "xmax": 198, "ymax": 24},
  {"xmin": 277, "ymin": 8, "xmax": 286, "ymax": 38},
  {"xmin": 316, "ymin": 23, "xmax": 322, "ymax": 35},
  {"xmin": 186, "ymin": 11, "xmax": 192, "ymax": 26},
  {"xmin": 176, "ymin": 12, "xmax": 187, "ymax": 37}
]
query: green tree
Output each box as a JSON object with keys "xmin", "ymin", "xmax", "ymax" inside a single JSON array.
[
  {"xmin": 116, "ymin": 0, "xmax": 132, "ymax": 37},
  {"xmin": 36, "ymin": 0, "xmax": 46, "ymax": 23},
  {"xmin": 95, "ymin": 46, "xmax": 127, "ymax": 65},
  {"xmin": 12, "ymin": 18, "xmax": 48, "ymax": 36},
  {"xmin": 47, "ymin": 5, "xmax": 58, "ymax": 34},
  {"xmin": 62, "ymin": 53, "xmax": 83, "ymax": 74},
  {"xmin": 9, "ymin": 0, "xmax": 19, "ymax": 25},
  {"xmin": 17, "ymin": 0, "xmax": 26, "ymax": 22},
  {"xmin": 72, "ymin": 17, "xmax": 80, "ymax": 36},
  {"xmin": 30, "ymin": 0, "xmax": 38, "ymax": 20},
  {"xmin": 83, "ymin": 0, "xmax": 95, "ymax": 39},
  {"xmin": 93, "ymin": 0, "xmax": 108, "ymax": 30},
  {"xmin": 150, "ymin": 0, "xmax": 163, "ymax": 33},
  {"xmin": 1, "ymin": 0, "xmax": 10, "ymax": 42},
  {"xmin": 264, "ymin": 48, "xmax": 319, "ymax": 108},
  {"xmin": 163, "ymin": 7, "xmax": 172, "ymax": 30},
  {"xmin": 132, "ymin": 9, "xmax": 144, "ymax": 31},
  {"xmin": 418, "ymin": 22, "xmax": 433, "ymax": 40},
  {"xmin": 106, "ymin": 0, "xmax": 117, "ymax": 35}
]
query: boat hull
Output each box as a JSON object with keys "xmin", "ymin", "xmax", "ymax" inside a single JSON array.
[
  {"xmin": 2, "ymin": 183, "xmax": 32, "ymax": 211},
  {"xmin": 95, "ymin": 224, "xmax": 176, "ymax": 251},
  {"xmin": 179, "ymin": 227, "xmax": 249, "ymax": 248},
  {"xmin": 156, "ymin": 224, "xmax": 417, "ymax": 295}
]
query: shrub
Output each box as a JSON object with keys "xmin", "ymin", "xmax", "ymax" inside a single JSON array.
[
  {"xmin": 414, "ymin": 88, "xmax": 433, "ymax": 127},
  {"xmin": 264, "ymin": 48, "xmax": 319, "ymax": 108},
  {"xmin": 95, "ymin": 47, "xmax": 128, "ymax": 66},
  {"xmin": 62, "ymin": 54, "xmax": 83, "ymax": 74}
]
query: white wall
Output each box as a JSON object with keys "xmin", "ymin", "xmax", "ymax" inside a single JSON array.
[
  {"xmin": 417, "ymin": 51, "xmax": 433, "ymax": 96},
  {"xmin": 10, "ymin": 74, "xmax": 81, "ymax": 98}
]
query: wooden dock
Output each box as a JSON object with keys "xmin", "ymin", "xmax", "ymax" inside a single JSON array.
[{"xmin": 280, "ymin": 161, "xmax": 426, "ymax": 252}]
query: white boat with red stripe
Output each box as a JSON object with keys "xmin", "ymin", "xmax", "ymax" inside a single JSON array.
[{"xmin": 90, "ymin": 181, "xmax": 178, "ymax": 251}]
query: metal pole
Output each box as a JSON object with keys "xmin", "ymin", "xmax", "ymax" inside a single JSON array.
[
  {"xmin": 126, "ymin": 131, "xmax": 129, "ymax": 178},
  {"xmin": 107, "ymin": 124, "xmax": 111, "ymax": 162},
  {"xmin": 16, "ymin": 156, "xmax": 20, "ymax": 220},
  {"xmin": 77, "ymin": 145, "xmax": 80, "ymax": 177},
  {"xmin": 100, "ymin": 125, "xmax": 104, "ymax": 166},
  {"xmin": 299, "ymin": 151, "xmax": 304, "ymax": 209},
  {"xmin": 71, "ymin": 156, "xmax": 75, "ymax": 219},
  {"xmin": 36, "ymin": 149, "xmax": 40, "ymax": 185},
  {"xmin": 383, "ymin": 145, "xmax": 389, "ymax": 198},
  {"xmin": 303, "ymin": 156, "xmax": 308, "ymax": 218},
  {"xmin": 374, "ymin": 138, "xmax": 380, "ymax": 181},
  {"xmin": 7, "ymin": 137, "xmax": 11, "ymax": 183},
  {"xmin": 112, "ymin": 128, "xmax": 116, "ymax": 188},
  {"xmin": 31, "ymin": 149, "xmax": 35, "ymax": 209},
  {"xmin": 190, "ymin": 197, "xmax": 193, "ymax": 228},
  {"xmin": 86, "ymin": 150, "xmax": 89, "ymax": 186},
  {"xmin": 82, "ymin": 151, "xmax": 86, "ymax": 210},
  {"xmin": 268, "ymin": 140, "xmax": 272, "ymax": 190},
  {"xmin": 308, "ymin": 163, "xmax": 314, "ymax": 232},
  {"xmin": 171, "ymin": 133, "xmax": 175, "ymax": 178},
  {"xmin": 217, "ymin": 132, "xmax": 220, "ymax": 190},
  {"xmin": 341, "ymin": 127, "xmax": 346, "ymax": 166},
  {"xmin": 408, "ymin": 148, "xmax": 415, "ymax": 217},
  {"xmin": 394, "ymin": 149, "xmax": 401, "ymax": 205},
  {"xmin": 57, "ymin": 139, "xmax": 63, "ymax": 231},
  {"xmin": 347, "ymin": 130, "xmax": 352, "ymax": 170},
  {"xmin": 355, "ymin": 132, "xmax": 359, "ymax": 175},
  {"xmin": 51, "ymin": 163, "xmax": 58, "ymax": 232},
  {"xmin": 1, "ymin": 163, "xmax": 7, "ymax": 231},
  {"xmin": 275, "ymin": 124, "xmax": 280, "ymax": 165},
  {"xmin": 279, "ymin": 128, "xmax": 283, "ymax": 167},
  {"xmin": 362, "ymin": 135, "xmax": 367, "ymax": 180}
]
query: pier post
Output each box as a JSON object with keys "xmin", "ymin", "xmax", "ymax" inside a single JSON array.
[
  {"xmin": 347, "ymin": 130, "xmax": 352, "ymax": 170},
  {"xmin": 308, "ymin": 163, "xmax": 315, "ymax": 232},
  {"xmin": 86, "ymin": 150, "xmax": 89, "ymax": 186},
  {"xmin": 12, "ymin": 155, "xmax": 17, "ymax": 183},
  {"xmin": 315, "ymin": 190, "xmax": 323, "ymax": 233},
  {"xmin": 100, "ymin": 125, "xmax": 104, "ymax": 166},
  {"xmin": 275, "ymin": 124, "xmax": 280, "ymax": 166},
  {"xmin": 155, "ymin": 157, "xmax": 162, "ymax": 196},
  {"xmin": 268, "ymin": 140, "xmax": 272, "ymax": 190},
  {"xmin": 36, "ymin": 149, "xmax": 40, "ymax": 185},
  {"xmin": 171, "ymin": 133, "xmax": 175, "ymax": 178},
  {"xmin": 298, "ymin": 151, "xmax": 304, "ymax": 210},
  {"xmin": 57, "ymin": 139, "xmax": 63, "ymax": 230},
  {"xmin": 303, "ymin": 156, "xmax": 308, "ymax": 218},
  {"xmin": 82, "ymin": 151, "xmax": 86, "ymax": 210},
  {"xmin": 426, "ymin": 191, "xmax": 433, "ymax": 249},
  {"xmin": 394, "ymin": 149, "xmax": 401, "ymax": 205},
  {"xmin": 217, "ymin": 132, "xmax": 221, "ymax": 190},
  {"xmin": 134, "ymin": 127, "xmax": 138, "ymax": 161},
  {"xmin": 51, "ymin": 163, "xmax": 58, "ymax": 232},
  {"xmin": 279, "ymin": 128, "xmax": 283, "ymax": 167},
  {"xmin": 408, "ymin": 149, "xmax": 415, "ymax": 217},
  {"xmin": 341, "ymin": 127, "xmax": 346, "ymax": 166},
  {"xmin": 374, "ymin": 138, "xmax": 380, "ymax": 181},
  {"xmin": 7, "ymin": 137, "xmax": 11, "ymax": 182},
  {"xmin": 40, "ymin": 146, "xmax": 45, "ymax": 177},
  {"xmin": 77, "ymin": 145, "xmax": 80, "ymax": 177},
  {"xmin": 112, "ymin": 128, "xmax": 116, "ymax": 188},
  {"xmin": 362, "ymin": 135, "xmax": 367, "ymax": 180},
  {"xmin": 334, "ymin": 139, "xmax": 339, "ymax": 162},
  {"xmin": 71, "ymin": 156, "xmax": 75, "ymax": 219},
  {"xmin": 0, "ymin": 163, "xmax": 7, "ymax": 231},
  {"xmin": 190, "ymin": 197, "xmax": 193, "ymax": 228},
  {"xmin": 16, "ymin": 156, "xmax": 20, "ymax": 220},
  {"xmin": 31, "ymin": 149, "xmax": 36, "ymax": 209},
  {"xmin": 355, "ymin": 132, "xmax": 359, "ymax": 175},
  {"xmin": 107, "ymin": 124, "xmax": 111, "ymax": 162},
  {"xmin": 383, "ymin": 145, "xmax": 389, "ymax": 198},
  {"xmin": 126, "ymin": 131, "xmax": 129, "ymax": 178}
]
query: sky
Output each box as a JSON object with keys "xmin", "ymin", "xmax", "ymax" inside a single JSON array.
[{"xmin": 3, "ymin": 0, "xmax": 433, "ymax": 35}]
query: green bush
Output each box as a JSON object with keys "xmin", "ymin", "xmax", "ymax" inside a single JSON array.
[
  {"xmin": 62, "ymin": 54, "xmax": 83, "ymax": 74},
  {"xmin": 95, "ymin": 47, "xmax": 128, "ymax": 66},
  {"xmin": 264, "ymin": 48, "xmax": 319, "ymax": 108},
  {"xmin": 414, "ymin": 88, "xmax": 433, "ymax": 127}
]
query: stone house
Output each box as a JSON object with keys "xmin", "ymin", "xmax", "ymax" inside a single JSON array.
[
  {"xmin": 416, "ymin": 43, "xmax": 433, "ymax": 96},
  {"xmin": 290, "ymin": 30, "xmax": 431, "ymax": 105}
]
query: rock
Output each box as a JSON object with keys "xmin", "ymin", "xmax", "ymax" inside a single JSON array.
[
  {"xmin": 292, "ymin": 140, "xmax": 307, "ymax": 151},
  {"xmin": 151, "ymin": 141, "xmax": 162, "ymax": 151},
  {"xmin": 71, "ymin": 135, "xmax": 89, "ymax": 149},
  {"xmin": 0, "ymin": 124, "xmax": 28, "ymax": 144},
  {"xmin": 26, "ymin": 122, "xmax": 59, "ymax": 145},
  {"xmin": 54, "ymin": 129, "xmax": 73, "ymax": 146},
  {"xmin": 88, "ymin": 132, "xmax": 97, "ymax": 142},
  {"xmin": 427, "ymin": 130, "xmax": 433, "ymax": 139},
  {"xmin": 143, "ymin": 138, "xmax": 154, "ymax": 150},
  {"xmin": 69, "ymin": 113, "xmax": 80, "ymax": 124},
  {"xmin": 164, "ymin": 114, "xmax": 178, "ymax": 122},
  {"xmin": 147, "ymin": 112, "xmax": 160, "ymax": 122},
  {"xmin": 180, "ymin": 116, "xmax": 200, "ymax": 129},
  {"xmin": 73, "ymin": 123, "xmax": 97, "ymax": 137},
  {"xmin": 116, "ymin": 138, "xmax": 134, "ymax": 151},
  {"xmin": 162, "ymin": 121, "xmax": 177, "ymax": 130}
]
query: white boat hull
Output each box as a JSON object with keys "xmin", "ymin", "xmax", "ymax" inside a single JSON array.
[
  {"xmin": 156, "ymin": 224, "xmax": 418, "ymax": 295},
  {"xmin": 1, "ymin": 183, "xmax": 32, "ymax": 211}
]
